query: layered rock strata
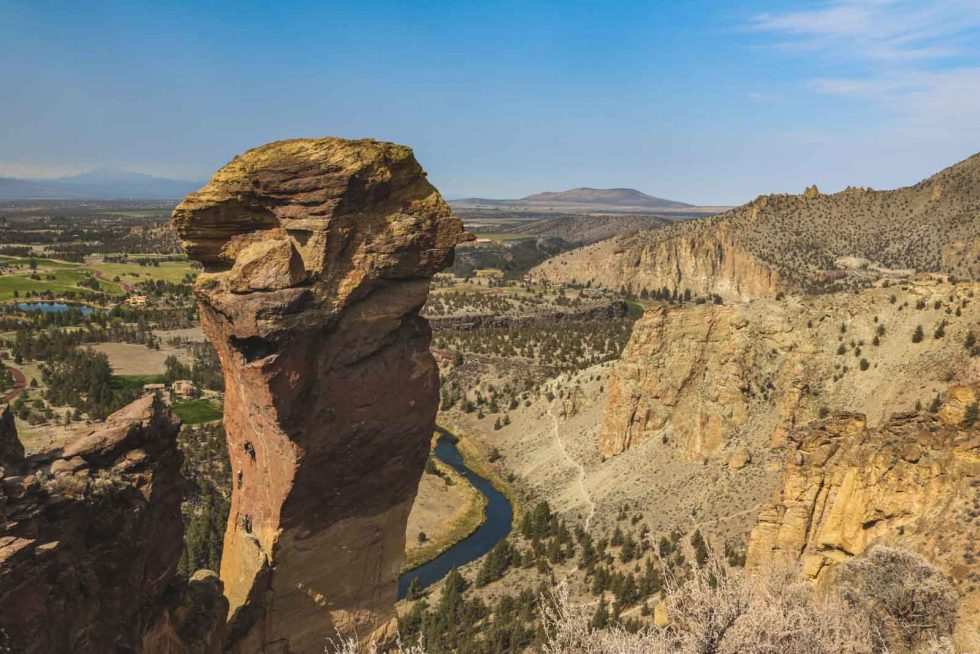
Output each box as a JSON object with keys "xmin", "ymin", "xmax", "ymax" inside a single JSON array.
[
  {"xmin": 745, "ymin": 387, "xmax": 980, "ymax": 650},
  {"xmin": 172, "ymin": 137, "xmax": 467, "ymax": 652},
  {"xmin": 599, "ymin": 281, "xmax": 979, "ymax": 460},
  {"xmin": 0, "ymin": 396, "xmax": 226, "ymax": 653},
  {"xmin": 533, "ymin": 222, "xmax": 781, "ymax": 302}
]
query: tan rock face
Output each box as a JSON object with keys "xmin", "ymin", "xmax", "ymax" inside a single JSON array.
[
  {"xmin": 744, "ymin": 391, "xmax": 980, "ymax": 649},
  {"xmin": 600, "ymin": 282, "xmax": 980, "ymax": 461},
  {"xmin": 534, "ymin": 222, "xmax": 781, "ymax": 303},
  {"xmin": 0, "ymin": 397, "xmax": 224, "ymax": 654},
  {"xmin": 172, "ymin": 137, "xmax": 468, "ymax": 653}
]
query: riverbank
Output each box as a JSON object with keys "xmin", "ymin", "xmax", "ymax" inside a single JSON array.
[
  {"xmin": 402, "ymin": 450, "xmax": 487, "ymax": 573},
  {"xmin": 397, "ymin": 428, "xmax": 515, "ymax": 597},
  {"xmin": 439, "ymin": 423, "xmax": 524, "ymax": 528}
]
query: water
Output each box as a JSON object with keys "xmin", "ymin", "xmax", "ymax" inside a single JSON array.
[
  {"xmin": 14, "ymin": 302, "xmax": 94, "ymax": 316},
  {"xmin": 397, "ymin": 428, "xmax": 513, "ymax": 598}
]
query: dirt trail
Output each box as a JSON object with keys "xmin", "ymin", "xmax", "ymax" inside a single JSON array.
[
  {"xmin": 0, "ymin": 366, "xmax": 26, "ymax": 404},
  {"xmin": 547, "ymin": 399, "xmax": 596, "ymax": 531}
]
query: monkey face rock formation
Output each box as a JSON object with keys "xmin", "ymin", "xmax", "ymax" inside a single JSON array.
[
  {"xmin": 0, "ymin": 396, "xmax": 226, "ymax": 654},
  {"xmin": 172, "ymin": 138, "xmax": 468, "ymax": 652}
]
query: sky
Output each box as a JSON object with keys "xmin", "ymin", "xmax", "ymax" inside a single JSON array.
[{"xmin": 1, "ymin": 0, "xmax": 978, "ymax": 205}]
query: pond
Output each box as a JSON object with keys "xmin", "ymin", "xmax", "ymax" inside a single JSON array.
[
  {"xmin": 14, "ymin": 302, "xmax": 94, "ymax": 316},
  {"xmin": 398, "ymin": 427, "xmax": 513, "ymax": 599}
]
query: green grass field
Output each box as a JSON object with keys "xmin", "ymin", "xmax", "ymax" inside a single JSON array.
[
  {"xmin": 93, "ymin": 260, "xmax": 196, "ymax": 284},
  {"xmin": 171, "ymin": 399, "xmax": 223, "ymax": 424},
  {"xmin": 0, "ymin": 269, "xmax": 124, "ymax": 301},
  {"xmin": 0, "ymin": 255, "xmax": 78, "ymax": 268},
  {"xmin": 0, "ymin": 254, "xmax": 195, "ymax": 301}
]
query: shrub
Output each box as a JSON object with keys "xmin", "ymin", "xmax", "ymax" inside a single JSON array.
[{"xmin": 838, "ymin": 546, "xmax": 958, "ymax": 651}]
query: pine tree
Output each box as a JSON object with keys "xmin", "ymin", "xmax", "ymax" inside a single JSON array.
[{"xmin": 591, "ymin": 596, "xmax": 609, "ymax": 630}]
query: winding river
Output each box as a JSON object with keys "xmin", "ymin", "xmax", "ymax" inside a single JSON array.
[{"xmin": 397, "ymin": 427, "xmax": 513, "ymax": 599}]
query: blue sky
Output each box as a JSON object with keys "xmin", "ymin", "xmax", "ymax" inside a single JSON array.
[{"xmin": 1, "ymin": 0, "xmax": 978, "ymax": 204}]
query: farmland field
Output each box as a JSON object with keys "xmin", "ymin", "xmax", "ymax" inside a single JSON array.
[
  {"xmin": 171, "ymin": 398, "xmax": 223, "ymax": 424},
  {"xmin": 0, "ymin": 254, "xmax": 196, "ymax": 301}
]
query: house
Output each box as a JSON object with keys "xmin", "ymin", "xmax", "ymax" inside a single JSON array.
[
  {"xmin": 142, "ymin": 383, "xmax": 166, "ymax": 394},
  {"xmin": 125, "ymin": 295, "xmax": 148, "ymax": 307},
  {"xmin": 172, "ymin": 379, "xmax": 196, "ymax": 400}
]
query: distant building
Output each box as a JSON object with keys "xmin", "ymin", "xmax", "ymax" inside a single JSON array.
[
  {"xmin": 142, "ymin": 383, "xmax": 166, "ymax": 394},
  {"xmin": 172, "ymin": 379, "xmax": 196, "ymax": 400},
  {"xmin": 125, "ymin": 295, "xmax": 148, "ymax": 307}
]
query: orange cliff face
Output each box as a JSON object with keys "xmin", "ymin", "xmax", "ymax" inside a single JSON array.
[
  {"xmin": 744, "ymin": 387, "xmax": 980, "ymax": 651},
  {"xmin": 172, "ymin": 137, "xmax": 470, "ymax": 653}
]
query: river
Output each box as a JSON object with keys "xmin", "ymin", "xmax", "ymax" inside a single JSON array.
[{"xmin": 397, "ymin": 427, "xmax": 513, "ymax": 599}]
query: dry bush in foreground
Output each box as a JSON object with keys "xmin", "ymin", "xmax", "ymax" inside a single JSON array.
[
  {"xmin": 540, "ymin": 551, "xmax": 877, "ymax": 654},
  {"xmin": 329, "ymin": 546, "xmax": 959, "ymax": 654},
  {"xmin": 839, "ymin": 546, "xmax": 960, "ymax": 652}
]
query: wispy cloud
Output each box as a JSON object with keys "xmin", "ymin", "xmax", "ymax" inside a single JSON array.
[
  {"xmin": 750, "ymin": 0, "xmax": 980, "ymax": 63},
  {"xmin": 749, "ymin": 0, "xmax": 980, "ymax": 139}
]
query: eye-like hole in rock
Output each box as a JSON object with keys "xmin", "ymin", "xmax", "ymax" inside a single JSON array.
[
  {"xmin": 230, "ymin": 335, "xmax": 276, "ymax": 363},
  {"xmin": 287, "ymin": 229, "xmax": 313, "ymax": 247}
]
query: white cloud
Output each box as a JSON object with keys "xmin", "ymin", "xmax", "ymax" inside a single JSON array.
[
  {"xmin": 751, "ymin": 0, "xmax": 980, "ymax": 62},
  {"xmin": 750, "ymin": 1, "xmax": 980, "ymax": 142}
]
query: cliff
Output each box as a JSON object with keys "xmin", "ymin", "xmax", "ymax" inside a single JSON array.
[
  {"xmin": 172, "ymin": 137, "xmax": 468, "ymax": 652},
  {"xmin": 0, "ymin": 396, "xmax": 225, "ymax": 653},
  {"xmin": 600, "ymin": 280, "xmax": 979, "ymax": 461},
  {"xmin": 533, "ymin": 222, "xmax": 781, "ymax": 302},
  {"xmin": 533, "ymin": 152, "xmax": 980, "ymax": 297},
  {"xmin": 745, "ymin": 387, "xmax": 980, "ymax": 650}
]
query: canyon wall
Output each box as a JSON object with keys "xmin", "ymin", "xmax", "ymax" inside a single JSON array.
[
  {"xmin": 0, "ymin": 396, "xmax": 225, "ymax": 654},
  {"xmin": 745, "ymin": 387, "xmax": 980, "ymax": 650},
  {"xmin": 600, "ymin": 280, "xmax": 979, "ymax": 461},
  {"xmin": 532, "ymin": 222, "xmax": 782, "ymax": 302},
  {"xmin": 172, "ymin": 137, "xmax": 468, "ymax": 653}
]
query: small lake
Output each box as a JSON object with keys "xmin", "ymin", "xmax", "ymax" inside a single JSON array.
[
  {"xmin": 397, "ymin": 427, "xmax": 513, "ymax": 599},
  {"xmin": 14, "ymin": 302, "xmax": 94, "ymax": 316}
]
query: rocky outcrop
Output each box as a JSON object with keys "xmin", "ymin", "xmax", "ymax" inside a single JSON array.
[
  {"xmin": 0, "ymin": 396, "xmax": 225, "ymax": 653},
  {"xmin": 534, "ymin": 152, "xmax": 980, "ymax": 295},
  {"xmin": 172, "ymin": 137, "xmax": 468, "ymax": 652},
  {"xmin": 533, "ymin": 222, "xmax": 781, "ymax": 302},
  {"xmin": 745, "ymin": 387, "xmax": 980, "ymax": 650},
  {"xmin": 599, "ymin": 281, "xmax": 980, "ymax": 461},
  {"xmin": 0, "ymin": 407, "xmax": 22, "ymax": 465}
]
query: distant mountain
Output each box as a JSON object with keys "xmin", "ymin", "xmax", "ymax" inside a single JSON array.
[
  {"xmin": 0, "ymin": 168, "xmax": 202, "ymax": 200},
  {"xmin": 533, "ymin": 152, "xmax": 980, "ymax": 298},
  {"xmin": 450, "ymin": 187, "xmax": 701, "ymax": 214},
  {"xmin": 520, "ymin": 187, "xmax": 691, "ymax": 208}
]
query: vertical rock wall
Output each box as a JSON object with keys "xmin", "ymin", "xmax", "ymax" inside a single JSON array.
[
  {"xmin": 172, "ymin": 137, "xmax": 468, "ymax": 653},
  {"xmin": 0, "ymin": 396, "xmax": 225, "ymax": 653}
]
